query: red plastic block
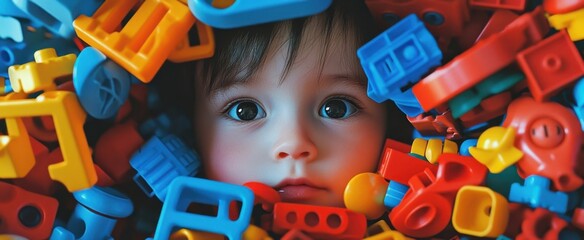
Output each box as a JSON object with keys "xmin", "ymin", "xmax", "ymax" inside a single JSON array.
[
  {"xmin": 544, "ymin": 0, "xmax": 584, "ymax": 14},
  {"xmin": 94, "ymin": 120, "xmax": 145, "ymax": 183},
  {"xmin": 407, "ymin": 110, "xmax": 463, "ymax": 140},
  {"xmin": 504, "ymin": 203, "xmax": 529, "ymax": 238},
  {"xmin": 272, "ymin": 203, "xmax": 367, "ymax": 239},
  {"xmin": 516, "ymin": 30, "xmax": 584, "ymax": 102},
  {"xmin": 12, "ymin": 147, "xmax": 61, "ymax": 196},
  {"xmin": 459, "ymin": 92, "xmax": 512, "ymax": 128},
  {"xmin": 243, "ymin": 182, "xmax": 281, "ymax": 212},
  {"xmin": 476, "ymin": 10, "xmax": 520, "ymax": 42},
  {"xmin": 412, "ymin": 7, "xmax": 549, "ymax": 112},
  {"xmin": 364, "ymin": 0, "xmax": 470, "ymax": 41},
  {"xmin": 469, "ymin": 0, "xmax": 526, "ymax": 11},
  {"xmin": 281, "ymin": 229, "xmax": 314, "ymax": 240},
  {"xmin": 22, "ymin": 116, "xmax": 58, "ymax": 143},
  {"xmin": 503, "ymin": 96, "xmax": 583, "ymax": 191},
  {"xmin": 377, "ymin": 145, "xmax": 439, "ymax": 185},
  {"xmin": 516, "ymin": 208, "xmax": 568, "ymax": 240},
  {"xmin": 573, "ymin": 208, "xmax": 584, "ymax": 230},
  {"xmin": 0, "ymin": 181, "xmax": 58, "ymax": 239}
]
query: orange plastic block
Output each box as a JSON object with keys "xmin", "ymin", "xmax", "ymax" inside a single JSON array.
[
  {"xmin": 168, "ymin": 19, "xmax": 215, "ymax": 63},
  {"xmin": 452, "ymin": 186, "xmax": 509, "ymax": 237},
  {"xmin": 344, "ymin": 173, "xmax": 388, "ymax": 219},
  {"xmin": 8, "ymin": 48, "xmax": 76, "ymax": 94},
  {"xmin": 73, "ymin": 0, "xmax": 196, "ymax": 82},
  {"xmin": 0, "ymin": 91, "xmax": 96, "ymax": 192},
  {"xmin": 517, "ymin": 30, "xmax": 584, "ymax": 102},
  {"xmin": 412, "ymin": 7, "xmax": 549, "ymax": 112},
  {"xmin": 272, "ymin": 203, "xmax": 367, "ymax": 239},
  {"xmin": 243, "ymin": 224, "xmax": 273, "ymax": 240},
  {"xmin": 407, "ymin": 110, "xmax": 463, "ymax": 140}
]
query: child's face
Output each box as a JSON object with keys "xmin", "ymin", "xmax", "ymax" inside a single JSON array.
[{"xmin": 193, "ymin": 28, "xmax": 387, "ymax": 207}]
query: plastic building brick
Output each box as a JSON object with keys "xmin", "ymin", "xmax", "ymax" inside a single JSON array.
[
  {"xmin": 503, "ymin": 96, "xmax": 583, "ymax": 191},
  {"xmin": 0, "ymin": 115, "xmax": 36, "ymax": 178},
  {"xmin": 73, "ymin": 47, "xmax": 131, "ymax": 119},
  {"xmin": 448, "ymin": 67, "xmax": 523, "ymax": 118},
  {"xmin": 459, "ymin": 139, "xmax": 477, "ymax": 156},
  {"xmin": 0, "ymin": 16, "xmax": 24, "ymax": 42},
  {"xmin": 187, "ymin": 0, "xmax": 332, "ymax": 29},
  {"xmin": 168, "ymin": 19, "xmax": 215, "ymax": 63},
  {"xmin": 94, "ymin": 120, "xmax": 144, "ymax": 183},
  {"xmin": 11, "ymin": 145, "xmax": 62, "ymax": 196},
  {"xmin": 130, "ymin": 134, "xmax": 201, "ymax": 201},
  {"xmin": 469, "ymin": 126, "xmax": 523, "ymax": 173},
  {"xmin": 509, "ymin": 175, "xmax": 569, "ymax": 213},
  {"xmin": 50, "ymin": 186, "xmax": 134, "ymax": 240},
  {"xmin": 410, "ymin": 138, "xmax": 457, "ymax": 163},
  {"xmin": 547, "ymin": 7, "xmax": 584, "ymax": 41},
  {"xmin": 573, "ymin": 77, "xmax": 584, "ymax": 131},
  {"xmin": 8, "ymin": 48, "xmax": 76, "ymax": 93},
  {"xmin": 0, "ymin": 91, "xmax": 97, "ymax": 192},
  {"xmin": 376, "ymin": 141, "xmax": 439, "ymax": 185},
  {"xmin": 469, "ymin": 0, "xmax": 526, "ymax": 11},
  {"xmin": 272, "ymin": 203, "xmax": 367, "ymax": 239},
  {"xmin": 343, "ymin": 172, "xmax": 388, "ymax": 219},
  {"xmin": 357, "ymin": 14, "xmax": 442, "ymax": 117},
  {"xmin": 475, "ymin": 10, "xmax": 519, "ymax": 42},
  {"xmin": 573, "ymin": 207, "xmax": 584, "ymax": 230},
  {"xmin": 73, "ymin": 0, "xmax": 196, "ymax": 83},
  {"xmin": 452, "ymin": 185, "xmax": 509, "ymax": 237},
  {"xmin": 0, "ymin": 0, "xmax": 27, "ymax": 18},
  {"xmin": 384, "ymin": 180, "xmax": 409, "ymax": 209},
  {"xmin": 153, "ymin": 176, "xmax": 254, "ymax": 240},
  {"xmin": 243, "ymin": 182, "xmax": 281, "ymax": 212},
  {"xmin": 243, "ymin": 224, "xmax": 273, "ymax": 240},
  {"xmin": 544, "ymin": 0, "xmax": 584, "ymax": 13},
  {"xmin": 0, "ymin": 181, "xmax": 58, "ymax": 239},
  {"xmin": 412, "ymin": 7, "xmax": 549, "ymax": 112},
  {"xmin": 458, "ymin": 92, "xmax": 512, "ymax": 129},
  {"xmin": 10, "ymin": 0, "xmax": 102, "ymax": 39},
  {"xmin": 364, "ymin": 220, "xmax": 413, "ymax": 240},
  {"xmin": 169, "ymin": 229, "xmax": 223, "ymax": 240},
  {"xmin": 485, "ymin": 165, "xmax": 524, "ymax": 198},
  {"xmin": 280, "ymin": 229, "xmax": 313, "ymax": 240},
  {"xmin": 516, "ymin": 30, "xmax": 584, "ymax": 101},
  {"xmin": 515, "ymin": 208, "xmax": 569, "ymax": 240},
  {"xmin": 407, "ymin": 110, "xmax": 463, "ymax": 140}
]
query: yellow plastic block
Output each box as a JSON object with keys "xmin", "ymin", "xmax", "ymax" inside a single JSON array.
[
  {"xmin": 73, "ymin": 0, "xmax": 195, "ymax": 83},
  {"xmin": 410, "ymin": 138, "xmax": 427, "ymax": 157},
  {"xmin": 452, "ymin": 185, "xmax": 509, "ymax": 237},
  {"xmin": 212, "ymin": 0, "xmax": 235, "ymax": 8},
  {"xmin": 469, "ymin": 126, "xmax": 523, "ymax": 173},
  {"xmin": 548, "ymin": 8, "xmax": 584, "ymax": 41},
  {"xmin": 425, "ymin": 139, "xmax": 458, "ymax": 164},
  {"xmin": 0, "ymin": 91, "xmax": 96, "ymax": 192},
  {"xmin": 364, "ymin": 220, "xmax": 413, "ymax": 240},
  {"xmin": 170, "ymin": 229, "xmax": 224, "ymax": 240},
  {"xmin": 0, "ymin": 76, "xmax": 5, "ymax": 95},
  {"xmin": 243, "ymin": 224, "xmax": 273, "ymax": 240},
  {"xmin": 0, "ymin": 117, "xmax": 35, "ymax": 178},
  {"xmin": 344, "ymin": 172, "xmax": 389, "ymax": 219},
  {"xmin": 8, "ymin": 48, "xmax": 76, "ymax": 94},
  {"xmin": 168, "ymin": 19, "xmax": 215, "ymax": 63}
]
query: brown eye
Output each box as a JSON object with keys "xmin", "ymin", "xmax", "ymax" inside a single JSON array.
[
  {"xmin": 227, "ymin": 100, "xmax": 266, "ymax": 121},
  {"xmin": 320, "ymin": 98, "xmax": 358, "ymax": 119}
]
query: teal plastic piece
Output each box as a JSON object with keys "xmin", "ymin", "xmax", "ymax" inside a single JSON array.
[
  {"xmin": 448, "ymin": 67, "xmax": 524, "ymax": 118},
  {"xmin": 572, "ymin": 77, "xmax": 584, "ymax": 131},
  {"xmin": 384, "ymin": 181, "xmax": 409, "ymax": 208},
  {"xmin": 485, "ymin": 165, "xmax": 524, "ymax": 198},
  {"xmin": 153, "ymin": 176, "xmax": 254, "ymax": 240},
  {"xmin": 188, "ymin": 0, "xmax": 332, "ymax": 29}
]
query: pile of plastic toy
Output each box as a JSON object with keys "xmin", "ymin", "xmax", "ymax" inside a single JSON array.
[{"xmin": 0, "ymin": 0, "xmax": 583, "ymax": 239}]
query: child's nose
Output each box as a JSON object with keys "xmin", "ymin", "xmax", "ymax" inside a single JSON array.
[{"xmin": 272, "ymin": 131, "xmax": 318, "ymax": 162}]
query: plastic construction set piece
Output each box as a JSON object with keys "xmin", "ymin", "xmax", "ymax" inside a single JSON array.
[
  {"xmin": 469, "ymin": 126, "xmax": 523, "ymax": 174},
  {"xmin": 452, "ymin": 185, "xmax": 509, "ymax": 238},
  {"xmin": 343, "ymin": 172, "xmax": 388, "ymax": 219},
  {"xmin": 410, "ymin": 138, "xmax": 458, "ymax": 163},
  {"xmin": 547, "ymin": 6, "xmax": 584, "ymax": 41},
  {"xmin": 358, "ymin": 13, "xmax": 442, "ymax": 117},
  {"xmin": 188, "ymin": 0, "xmax": 332, "ymax": 29},
  {"xmin": 509, "ymin": 175, "xmax": 569, "ymax": 214},
  {"xmin": 376, "ymin": 139, "xmax": 438, "ymax": 185},
  {"xmin": 573, "ymin": 77, "xmax": 584, "ymax": 131},
  {"xmin": 8, "ymin": 48, "xmax": 76, "ymax": 94},
  {"xmin": 384, "ymin": 180, "xmax": 409, "ymax": 209}
]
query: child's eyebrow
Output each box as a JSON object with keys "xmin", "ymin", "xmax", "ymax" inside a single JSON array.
[{"xmin": 320, "ymin": 74, "xmax": 367, "ymax": 89}]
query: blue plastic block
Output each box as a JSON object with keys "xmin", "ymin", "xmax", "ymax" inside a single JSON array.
[
  {"xmin": 357, "ymin": 14, "xmax": 442, "ymax": 117},
  {"xmin": 496, "ymin": 235, "xmax": 512, "ymax": 240},
  {"xmin": 384, "ymin": 181, "xmax": 409, "ymax": 208},
  {"xmin": 153, "ymin": 176, "xmax": 254, "ymax": 240},
  {"xmin": 11, "ymin": 0, "xmax": 102, "ymax": 39},
  {"xmin": 73, "ymin": 47, "xmax": 131, "ymax": 120},
  {"xmin": 50, "ymin": 186, "xmax": 133, "ymax": 240},
  {"xmin": 448, "ymin": 67, "xmax": 523, "ymax": 118},
  {"xmin": 572, "ymin": 77, "xmax": 584, "ymax": 131},
  {"xmin": 2, "ymin": 76, "xmax": 13, "ymax": 95},
  {"xmin": 411, "ymin": 129, "xmax": 446, "ymax": 141},
  {"xmin": 188, "ymin": 0, "xmax": 332, "ymax": 29},
  {"xmin": 0, "ymin": 16, "xmax": 25, "ymax": 43},
  {"xmin": 459, "ymin": 139, "xmax": 478, "ymax": 156},
  {"xmin": 130, "ymin": 134, "xmax": 201, "ymax": 201},
  {"xmin": 0, "ymin": 0, "xmax": 27, "ymax": 18},
  {"xmin": 509, "ymin": 175, "xmax": 569, "ymax": 214}
]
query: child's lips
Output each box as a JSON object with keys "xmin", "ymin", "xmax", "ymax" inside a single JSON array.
[{"xmin": 274, "ymin": 178, "xmax": 328, "ymax": 202}]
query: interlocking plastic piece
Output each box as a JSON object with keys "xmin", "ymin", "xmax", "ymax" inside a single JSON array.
[
  {"xmin": 544, "ymin": 0, "xmax": 584, "ymax": 13},
  {"xmin": 0, "ymin": 181, "xmax": 58, "ymax": 239},
  {"xmin": 412, "ymin": 7, "xmax": 549, "ymax": 112},
  {"xmin": 73, "ymin": 47, "xmax": 131, "ymax": 119},
  {"xmin": 153, "ymin": 176, "xmax": 254, "ymax": 240},
  {"xmin": 410, "ymin": 138, "xmax": 458, "ymax": 163},
  {"xmin": 188, "ymin": 0, "xmax": 332, "ymax": 29},
  {"xmin": 485, "ymin": 165, "xmax": 524, "ymax": 198},
  {"xmin": 509, "ymin": 175, "xmax": 569, "ymax": 213},
  {"xmin": 376, "ymin": 140, "xmax": 439, "ymax": 185},
  {"xmin": 243, "ymin": 182, "xmax": 281, "ymax": 212},
  {"xmin": 0, "ymin": 102, "xmax": 35, "ymax": 178},
  {"xmin": 357, "ymin": 14, "xmax": 442, "ymax": 116},
  {"xmin": 0, "ymin": 76, "xmax": 13, "ymax": 95},
  {"xmin": 547, "ymin": 7, "xmax": 584, "ymax": 41},
  {"xmin": 94, "ymin": 120, "xmax": 144, "ymax": 183},
  {"xmin": 272, "ymin": 203, "xmax": 367, "ymax": 239},
  {"xmin": 573, "ymin": 77, "xmax": 584, "ymax": 131},
  {"xmin": 503, "ymin": 96, "xmax": 583, "ymax": 191},
  {"xmin": 11, "ymin": 145, "xmax": 62, "ymax": 196},
  {"xmin": 130, "ymin": 134, "xmax": 201, "ymax": 201},
  {"xmin": 459, "ymin": 139, "xmax": 478, "ymax": 156},
  {"xmin": 364, "ymin": 220, "xmax": 413, "ymax": 240},
  {"xmin": 49, "ymin": 186, "xmax": 133, "ymax": 240},
  {"xmin": 458, "ymin": 92, "xmax": 513, "ymax": 129},
  {"xmin": 469, "ymin": 0, "xmax": 526, "ymax": 11},
  {"xmin": 516, "ymin": 30, "xmax": 584, "ymax": 101},
  {"xmin": 280, "ymin": 229, "xmax": 313, "ymax": 240},
  {"xmin": 516, "ymin": 208, "xmax": 569, "ymax": 240},
  {"xmin": 168, "ymin": 18, "xmax": 215, "ymax": 63},
  {"xmin": 169, "ymin": 229, "xmax": 223, "ymax": 240},
  {"xmin": 73, "ymin": 0, "xmax": 196, "ymax": 83},
  {"xmin": 10, "ymin": 0, "xmax": 102, "ymax": 39},
  {"xmin": 0, "ymin": 16, "xmax": 25, "ymax": 43},
  {"xmin": 475, "ymin": 10, "xmax": 519, "ymax": 42},
  {"xmin": 243, "ymin": 224, "xmax": 273, "ymax": 240},
  {"xmin": 573, "ymin": 207, "xmax": 584, "ymax": 230},
  {"xmin": 384, "ymin": 180, "xmax": 409, "ymax": 209},
  {"xmin": 0, "ymin": 0, "xmax": 27, "ymax": 18},
  {"xmin": 344, "ymin": 172, "xmax": 388, "ymax": 219},
  {"xmin": 0, "ymin": 91, "xmax": 96, "ymax": 192},
  {"xmin": 469, "ymin": 126, "xmax": 523, "ymax": 173},
  {"xmin": 390, "ymin": 153, "xmax": 487, "ymax": 238},
  {"xmin": 407, "ymin": 110, "xmax": 463, "ymax": 140},
  {"xmin": 8, "ymin": 48, "xmax": 76, "ymax": 93},
  {"xmin": 452, "ymin": 185, "xmax": 509, "ymax": 237},
  {"xmin": 448, "ymin": 67, "xmax": 523, "ymax": 118}
]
